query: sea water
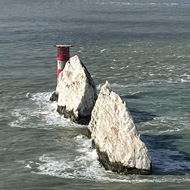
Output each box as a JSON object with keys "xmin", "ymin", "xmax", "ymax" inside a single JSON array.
[{"xmin": 0, "ymin": 0, "xmax": 190, "ymax": 189}]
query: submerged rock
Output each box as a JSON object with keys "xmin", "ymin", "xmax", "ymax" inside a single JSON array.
[
  {"xmin": 88, "ymin": 82, "xmax": 152, "ymax": 175},
  {"xmin": 56, "ymin": 55, "xmax": 97, "ymax": 125}
]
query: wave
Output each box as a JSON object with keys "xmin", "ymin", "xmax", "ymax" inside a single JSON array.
[
  {"xmin": 97, "ymin": 1, "xmax": 182, "ymax": 7},
  {"xmin": 34, "ymin": 135, "xmax": 107, "ymax": 181},
  {"xmin": 26, "ymin": 134, "xmax": 190, "ymax": 183},
  {"xmin": 9, "ymin": 92, "xmax": 83, "ymax": 129},
  {"xmin": 139, "ymin": 116, "xmax": 190, "ymax": 135}
]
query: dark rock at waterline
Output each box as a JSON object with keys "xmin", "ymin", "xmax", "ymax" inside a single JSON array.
[
  {"xmin": 50, "ymin": 92, "xmax": 58, "ymax": 102},
  {"xmin": 85, "ymin": 129, "xmax": 92, "ymax": 139},
  {"xmin": 57, "ymin": 105, "xmax": 91, "ymax": 125},
  {"xmin": 92, "ymin": 140, "xmax": 152, "ymax": 175}
]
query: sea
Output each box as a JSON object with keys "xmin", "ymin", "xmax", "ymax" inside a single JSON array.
[{"xmin": 0, "ymin": 0, "xmax": 190, "ymax": 189}]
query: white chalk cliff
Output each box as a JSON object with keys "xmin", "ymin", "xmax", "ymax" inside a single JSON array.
[
  {"xmin": 56, "ymin": 55, "xmax": 97, "ymax": 124},
  {"xmin": 88, "ymin": 82, "xmax": 152, "ymax": 174}
]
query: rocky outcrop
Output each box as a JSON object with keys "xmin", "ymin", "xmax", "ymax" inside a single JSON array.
[
  {"xmin": 88, "ymin": 82, "xmax": 152, "ymax": 174},
  {"xmin": 50, "ymin": 92, "xmax": 58, "ymax": 102},
  {"xmin": 56, "ymin": 55, "xmax": 97, "ymax": 125}
]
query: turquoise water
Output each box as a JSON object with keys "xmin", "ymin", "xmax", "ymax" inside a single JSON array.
[{"xmin": 0, "ymin": 0, "xmax": 190, "ymax": 189}]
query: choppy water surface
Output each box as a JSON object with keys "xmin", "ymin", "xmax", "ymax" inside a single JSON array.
[{"xmin": 0, "ymin": 0, "xmax": 190, "ymax": 189}]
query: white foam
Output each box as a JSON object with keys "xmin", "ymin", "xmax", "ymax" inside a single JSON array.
[
  {"xmin": 35, "ymin": 153, "xmax": 190, "ymax": 183},
  {"xmin": 31, "ymin": 133, "xmax": 190, "ymax": 183},
  {"xmin": 35, "ymin": 135, "xmax": 108, "ymax": 181},
  {"xmin": 100, "ymin": 49, "xmax": 107, "ymax": 53},
  {"xmin": 9, "ymin": 92, "xmax": 84, "ymax": 129},
  {"xmin": 25, "ymin": 164, "xmax": 32, "ymax": 169}
]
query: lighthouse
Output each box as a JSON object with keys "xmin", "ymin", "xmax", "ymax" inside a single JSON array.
[{"xmin": 56, "ymin": 45, "xmax": 72, "ymax": 84}]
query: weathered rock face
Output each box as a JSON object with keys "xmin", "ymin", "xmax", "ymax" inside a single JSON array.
[
  {"xmin": 88, "ymin": 82, "xmax": 152, "ymax": 174},
  {"xmin": 56, "ymin": 55, "xmax": 97, "ymax": 125}
]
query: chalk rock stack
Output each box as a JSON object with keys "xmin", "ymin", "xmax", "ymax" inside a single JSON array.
[
  {"xmin": 56, "ymin": 55, "xmax": 97, "ymax": 124},
  {"xmin": 88, "ymin": 82, "xmax": 152, "ymax": 174}
]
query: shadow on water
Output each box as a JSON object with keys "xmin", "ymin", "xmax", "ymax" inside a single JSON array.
[
  {"xmin": 121, "ymin": 94, "xmax": 157, "ymax": 123},
  {"xmin": 141, "ymin": 135, "xmax": 190, "ymax": 175},
  {"xmin": 130, "ymin": 108, "xmax": 156, "ymax": 123},
  {"xmin": 121, "ymin": 95, "xmax": 141, "ymax": 99}
]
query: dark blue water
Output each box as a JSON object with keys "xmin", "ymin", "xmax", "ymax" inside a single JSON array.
[{"xmin": 0, "ymin": 0, "xmax": 190, "ymax": 189}]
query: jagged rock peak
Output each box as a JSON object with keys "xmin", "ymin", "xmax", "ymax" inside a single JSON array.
[
  {"xmin": 88, "ymin": 81, "xmax": 152, "ymax": 174},
  {"xmin": 56, "ymin": 55, "xmax": 97, "ymax": 125}
]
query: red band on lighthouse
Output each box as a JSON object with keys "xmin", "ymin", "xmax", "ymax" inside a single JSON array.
[
  {"xmin": 56, "ymin": 45, "xmax": 71, "ymax": 84},
  {"xmin": 57, "ymin": 47, "xmax": 70, "ymax": 61},
  {"xmin": 57, "ymin": 69, "xmax": 63, "ymax": 78}
]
